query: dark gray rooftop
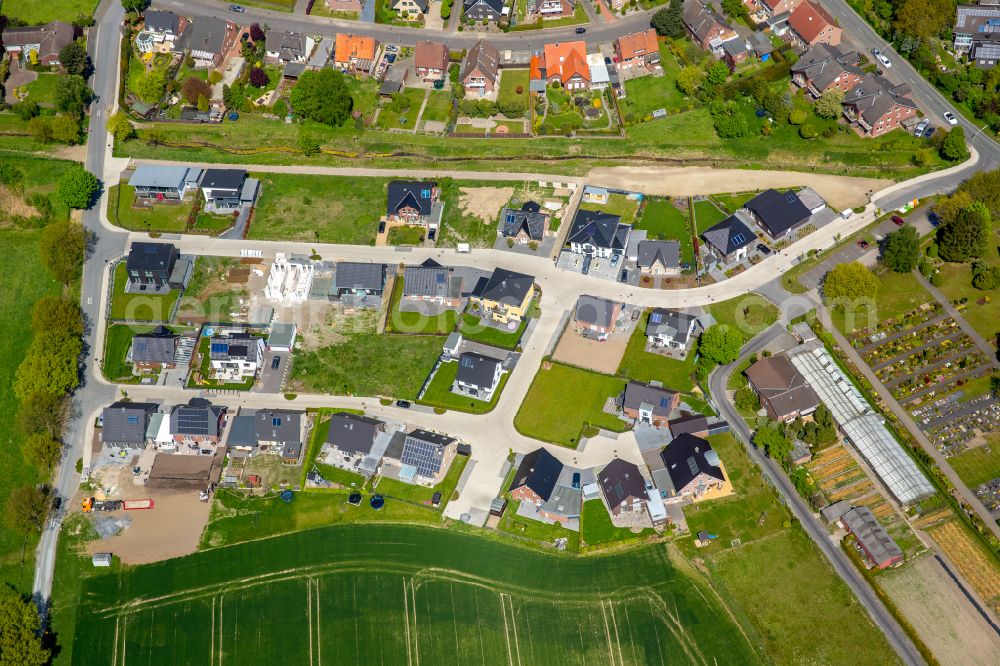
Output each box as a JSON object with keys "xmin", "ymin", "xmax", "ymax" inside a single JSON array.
[{"xmin": 102, "ymin": 402, "xmax": 158, "ymax": 444}]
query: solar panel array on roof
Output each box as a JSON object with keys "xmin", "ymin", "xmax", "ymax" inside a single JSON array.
[
  {"xmin": 731, "ymin": 233, "xmax": 746, "ymax": 245},
  {"xmin": 211, "ymin": 342, "xmax": 228, "ymax": 354},
  {"xmin": 650, "ymin": 312, "xmax": 663, "ymax": 324},
  {"xmin": 400, "ymin": 437, "xmax": 444, "ymax": 478},
  {"xmin": 177, "ymin": 408, "xmax": 210, "ymax": 435}
]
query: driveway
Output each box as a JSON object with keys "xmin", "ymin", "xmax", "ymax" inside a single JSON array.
[{"xmin": 258, "ymin": 351, "xmax": 291, "ymax": 394}]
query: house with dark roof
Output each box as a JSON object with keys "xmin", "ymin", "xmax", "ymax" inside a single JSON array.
[
  {"xmin": 619, "ymin": 380, "xmax": 680, "ymax": 427},
  {"xmin": 788, "ymin": 0, "xmax": 841, "ymax": 47},
  {"xmin": 658, "ymin": 433, "xmax": 731, "ymax": 503},
  {"xmin": 126, "ymin": 242, "xmax": 179, "ymax": 289},
  {"xmin": 470, "ymin": 268, "xmax": 536, "ymax": 324},
  {"xmin": 131, "ymin": 326, "xmax": 179, "ymax": 371},
  {"xmin": 842, "ymin": 75, "xmax": 918, "ymax": 138},
  {"xmin": 403, "ymin": 260, "xmax": 463, "ymax": 307},
  {"xmin": 391, "ymin": 0, "xmax": 430, "ymax": 18},
  {"xmin": 137, "ymin": 11, "xmax": 183, "ymax": 53},
  {"xmin": 102, "ymin": 402, "xmax": 159, "ymax": 449},
  {"xmin": 683, "ymin": 0, "xmax": 738, "ymax": 53},
  {"xmin": 645, "ymin": 308, "xmax": 699, "ymax": 352},
  {"xmin": 499, "ymin": 204, "xmax": 548, "ymax": 243},
  {"xmin": 509, "ymin": 448, "xmax": 563, "ymax": 504},
  {"xmin": 383, "ymin": 429, "xmax": 458, "ymax": 484},
  {"xmin": 335, "ymin": 262, "xmax": 386, "ymax": 296},
  {"xmin": 1, "ymin": 21, "xmax": 75, "ymax": 65},
  {"xmin": 791, "ymin": 44, "xmax": 863, "ymax": 98},
  {"xmin": 745, "ymin": 354, "xmax": 820, "ymax": 421},
  {"xmin": 169, "ymin": 401, "xmax": 227, "ymax": 444},
  {"xmin": 841, "ymin": 506, "xmax": 904, "ymax": 569},
  {"xmin": 574, "ymin": 295, "xmax": 621, "ymax": 336},
  {"xmin": 464, "ymin": 0, "xmax": 506, "ymax": 22},
  {"xmin": 744, "ymin": 189, "xmax": 812, "ymax": 240},
  {"xmin": 199, "ymin": 169, "xmax": 258, "ymax": 211},
  {"xmin": 954, "ymin": 4, "xmax": 1000, "ymax": 67},
  {"xmin": 454, "ymin": 352, "xmax": 505, "ymax": 401},
  {"xmin": 414, "ymin": 41, "xmax": 448, "ymax": 79},
  {"xmin": 172, "ymin": 16, "xmax": 238, "ymax": 67},
  {"xmin": 255, "ymin": 410, "xmax": 303, "ymax": 450},
  {"xmin": 636, "ymin": 240, "xmax": 681, "ymax": 276},
  {"xmin": 702, "ymin": 213, "xmax": 756, "ymax": 263},
  {"xmin": 208, "ymin": 332, "xmax": 265, "ymax": 382},
  {"xmin": 325, "ymin": 412, "xmax": 385, "ymax": 459},
  {"xmin": 598, "ymin": 459, "xmax": 648, "ymax": 517},
  {"xmin": 668, "ymin": 414, "xmax": 710, "ymax": 439},
  {"xmin": 386, "ymin": 180, "xmax": 440, "ymax": 225},
  {"xmin": 540, "ymin": 483, "xmax": 583, "ymax": 523},
  {"xmin": 567, "ymin": 209, "xmax": 631, "ymax": 259},
  {"xmin": 462, "ymin": 40, "xmax": 501, "ymax": 94},
  {"xmin": 265, "ymin": 30, "xmax": 312, "ymax": 64}
]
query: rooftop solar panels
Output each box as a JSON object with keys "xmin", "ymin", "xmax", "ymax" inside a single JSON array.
[
  {"xmin": 176, "ymin": 408, "xmax": 210, "ymax": 435},
  {"xmin": 731, "ymin": 233, "xmax": 746, "ymax": 244},
  {"xmin": 211, "ymin": 342, "xmax": 228, "ymax": 354},
  {"xmin": 400, "ymin": 436, "xmax": 445, "ymax": 478},
  {"xmin": 650, "ymin": 312, "xmax": 663, "ymax": 324}
]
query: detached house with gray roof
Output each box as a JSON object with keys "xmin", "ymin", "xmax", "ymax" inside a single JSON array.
[
  {"xmin": 500, "ymin": 203, "xmax": 548, "ymax": 243},
  {"xmin": 453, "ymin": 351, "xmax": 505, "ymax": 401},
  {"xmin": 335, "ymin": 262, "xmax": 386, "ymax": 296},
  {"xmin": 509, "ymin": 448, "xmax": 563, "ymax": 504},
  {"xmin": 791, "ymin": 43, "xmax": 863, "ymax": 98},
  {"xmin": 574, "ymin": 295, "xmax": 621, "ymax": 337},
  {"xmin": 702, "ymin": 212, "xmax": 756, "ymax": 263},
  {"xmin": 598, "ymin": 458, "xmax": 648, "ymax": 517},
  {"xmin": 208, "ymin": 332, "xmax": 265, "ymax": 382},
  {"xmin": 102, "ymin": 402, "xmax": 159, "ymax": 450},
  {"xmin": 324, "ymin": 412, "xmax": 386, "ymax": 470},
  {"xmin": 172, "ymin": 16, "xmax": 238, "ymax": 67},
  {"xmin": 265, "ymin": 30, "xmax": 313, "ymax": 64},
  {"xmin": 403, "ymin": 259, "xmax": 463, "ymax": 307},
  {"xmin": 469, "ymin": 268, "xmax": 536, "ymax": 324},
  {"xmin": 386, "ymin": 180, "xmax": 441, "ymax": 227},
  {"xmin": 645, "ymin": 308, "xmax": 699, "ymax": 352},
  {"xmin": 227, "ymin": 409, "xmax": 304, "ymax": 459},
  {"xmin": 169, "ymin": 401, "xmax": 227, "ymax": 445},
  {"xmin": 658, "ymin": 433, "xmax": 731, "ymax": 503},
  {"xmin": 636, "ymin": 240, "xmax": 681, "ymax": 276},
  {"xmin": 619, "ymin": 380, "xmax": 680, "ymax": 427},
  {"xmin": 567, "ymin": 210, "xmax": 631, "ymax": 259},
  {"xmin": 131, "ymin": 325, "xmax": 179, "ymax": 372}
]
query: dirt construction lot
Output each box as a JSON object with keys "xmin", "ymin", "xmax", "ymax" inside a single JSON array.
[
  {"xmin": 879, "ymin": 555, "xmax": 1000, "ymax": 665},
  {"xmin": 459, "ymin": 186, "xmax": 514, "ymax": 223},
  {"xmin": 553, "ymin": 328, "xmax": 629, "ymax": 374},
  {"xmin": 587, "ymin": 166, "xmax": 890, "ymax": 211}
]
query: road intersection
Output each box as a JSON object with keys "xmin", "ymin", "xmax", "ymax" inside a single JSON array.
[{"xmin": 30, "ymin": 2, "xmax": 1000, "ymax": 663}]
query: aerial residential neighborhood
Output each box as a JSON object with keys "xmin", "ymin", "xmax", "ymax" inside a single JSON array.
[{"xmin": 1, "ymin": 0, "xmax": 999, "ymax": 663}]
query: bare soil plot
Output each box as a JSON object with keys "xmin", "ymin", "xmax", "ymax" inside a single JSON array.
[
  {"xmin": 552, "ymin": 329, "xmax": 629, "ymax": 374},
  {"xmin": 927, "ymin": 520, "xmax": 1000, "ymax": 614},
  {"xmin": 458, "ymin": 186, "xmax": 515, "ymax": 223},
  {"xmin": 880, "ymin": 555, "xmax": 1000, "ymax": 666}
]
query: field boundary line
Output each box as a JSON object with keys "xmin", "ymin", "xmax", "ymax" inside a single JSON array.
[
  {"xmin": 645, "ymin": 598, "xmax": 666, "ymax": 666},
  {"xmin": 307, "ymin": 578, "xmax": 314, "ymax": 666},
  {"xmin": 608, "ymin": 601, "xmax": 625, "ymax": 666},
  {"xmin": 112, "ymin": 617, "xmax": 120, "ymax": 666},
  {"xmin": 506, "ymin": 593, "xmax": 522, "ymax": 666},
  {"xmin": 121, "ymin": 618, "xmax": 127, "ymax": 666},
  {"xmin": 402, "ymin": 578, "xmax": 413, "ymax": 666},
  {"xmin": 410, "ymin": 579, "xmax": 421, "ymax": 666},
  {"xmin": 210, "ymin": 596, "xmax": 216, "ymax": 666},
  {"xmin": 218, "ymin": 593, "xmax": 224, "ymax": 666},
  {"xmin": 315, "ymin": 578, "xmax": 322, "ymax": 666},
  {"xmin": 499, "ymin": 592, "xmax": 514, "ymax": 666},
  {"xmin": 600, "ymin": 600, "xmax": 615, "ymax": 664}
]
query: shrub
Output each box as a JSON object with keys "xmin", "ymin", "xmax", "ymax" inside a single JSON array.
[
  {"xmin": 249, "ymin": 67, "xmax": 268, "ymax": 88},
  {"xmin": 789, "ymin": 108, "xmax": 808, "ymax": 125}
]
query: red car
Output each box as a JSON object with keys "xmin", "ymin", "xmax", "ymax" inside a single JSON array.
[
  {"xmin": 891, "ymin": 215, "xmax": 905, "ymax": 226},
  {"xmin": 857, "ymin": 240, "xmax": 869, "ymax": 249}
]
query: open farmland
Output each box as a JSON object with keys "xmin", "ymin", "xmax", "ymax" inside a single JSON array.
[{"xmin": 70, "ymin": 524, "xmax": 761, "ymax": 665}]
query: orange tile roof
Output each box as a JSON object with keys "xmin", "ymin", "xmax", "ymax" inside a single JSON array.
[
  {"xmin": 529, "ymin": 53, "xmax": 544, "ymax": 80},
  {"xmin": 335, "ymin": 33, "xmax": 377, "ymax": 63},
  {"xmin": 543, "ymin": 41, "xmax": 590, "ymax": 85},
  {"xmin": 616, "ymin": 29, "xmax": 658, "ymax": 61},
  {"xmin": 788, "ymin": 0, "xmax": 836, "ymax": 44}
]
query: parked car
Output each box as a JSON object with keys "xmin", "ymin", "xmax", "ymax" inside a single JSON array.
[
  {"xmin": 385, "ymin": 44, "xmax": 399, "ymax": 53},
  {"xmin": 395, "ymin": 400, "xmax": 411, "ymax": 408},
  {"xmin": 271, "ymin": 356, "xmax": 280, "ymax": 369},
  {"xmin": 582, "ymin": 255, "xmax": 592, "ymax": 275},
  {"xmin": 891, "ymin": 215, "xmax": 905, "ymax": 226},
  {"xmin": 575, "ymin": 27, "xmax": 586, "ymax": 34},
  {"xmin": 229, "ymin": 4, "xmax": 246, "ymax": 11},
  {"xmin": 619, "ymin": 269, "xmax": 628, "ymax": 283},
  {"xmin": 913, "ymin": 120, "xmax": 928, "ymax": 136},
  {"xmin": 922, "ymin": 124, "xmax": 937, "ymax": 138},
  {"xmin": 757, "ymin": 243, "xmax": 771, "ymax": 255},
  {"xmin": 50, "ymin": 496, "xmax": 62, "ymax": 512},
  {"xmin": 428, "ymin": 228, "xmax": 436, "ymax": 240},
  {"xmin": 610, "ymin": 253, "xmax": 620, "ymax": 266},
  {"xmin": 386, "ymin": 53, "xmax": 396, "ymax": 63},
  {"xmin": 943, "ymin": 111, "xmax": 958, "ymax": 125},
  {"xmin": 378, "ymin": 220, "xmax": 386, "ymax": 233},
  {"xmin": 572, "ymin": 473, "xmax": 581, "ymax": 489},
  {"xmin": 857, "ymin": 239, "xmax": 869, "ymax": 249},
  {"xmin": 871, "ymin": 47, "xmax": 881, "ymax": 57},
  {"xmin": 928, "ymin": 212, "xmax": 941, "ymax": 227},
  {"xmin": 877, "ymin": 54, "xmax": 891, "ymax": 68}
]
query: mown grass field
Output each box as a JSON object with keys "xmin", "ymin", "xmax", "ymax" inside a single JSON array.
[
  {"xmin": 947, "ymin": 436, "xmax": 1000, "ymax": 488},
  {"xmin": 2, "ymin": 0, "xmax": 97, "ymax": 23},
  {"xmin": 69, "ymin": 524, "xmax": 762, "ymax": 666},
  {"xmin": 633, "ymin": 199, "xmax": 694, "ymax": 264}
]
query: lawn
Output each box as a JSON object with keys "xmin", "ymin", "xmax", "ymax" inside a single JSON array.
[
  {"xmin": 102, "ymin": 323, "xmax": 164, "ymax": 383},
  {"xmin": 497, "ymin": 69, "xmax": 530, "ymax": 117},
  {"xmin": 512, "ymin": 2, "xmax": 588, "ymax": 29},
  {"xmin": 514, "ymin": 363, "xmax": 627, "ymax": 447},
  {"xmin": 107, "ymin": 184, "xmax": 192, "ymax": 233},
  {"xmin": 67, "ymin": 524, "xmax": 760, "ymax": 666},
  {"xmin": 24, "ymin": 73, "xmax": 62, "ymax": 107},
  {"xmin": 386, "ymin": 225, "xmax": 425, "ymax": 245},
  {"xmin": 692, "ymin": 199, "xmax": 729, "ymax": 234},
  {"xmin": 617, "ymin": 310, "xmax": 697, "ymax": 392},
  {"xmin": 460, "ymin": 311, "xmax": 529, "ymax": 350},
  {"xmin": 1, "ymin": 0, "xmax": 97, "ymax": 23},
  {"xmin": 376, "ymin": 88, "xmax": 426, "ymax": 131},
  {"xmin": 249, "ymin": 173, "xmax": 387, "ymax": 244},
  {"xmin": 292, "ymin": 331, "xmax": 442, "ymax": 400},
  {"xmin": 831, "ymin": 269, "xmax": 932, "ymax": 336},
  {"xmin": 933, "ymin": 230, "xmax": 1000, "ymax": 348},
  {"xmin": 108, "ymin": 261, "xmax": 180, "ymax": 322},
  {"xmin": 496, "ymin": 500, "xmax": 581, "ymax": 551},
  {"xmin": 706, "ymin": 294, "xmax": 780, "ymax": 342},
  {"xmin": 384, "ymin": 277, "xmax": 458, "ymax": 335},
  {"xmin": 417, "ymin": 360, "xmax": 509, "ymax": 414},
  {"xmin": 579, "ymin": 193, "xmax": 641, "ymax": 225},
  {"xmin": 618, "ymin": 54, "xmax": 689, "ymax": 123},
  {"xmin": 633, "ymin": 198, "xmax": 694, "ymax": 265},
  {"xmin": 947, "ymin": 436, "xmax": 1000, "ymax": 488},
  {"xmin": 420, "ymin": 90, "xmax": 453, "ymax": 124},
  {"xmin": 374, "ymin": 455, "xmax": 469, "ymax": 509},
  {"xmin": 712, "ymin": 191, "xmax": 760, "ymax": 214},
  {"xmin": 0, "ymin": 152, "xmax": 73, "ymax": 226},
  {"xmin": 0, "ymin": 229, "xmax": 60, "ymax": 593},
  {"xmin": 580, "ymin": 499, "xmax": 655, "ymax": 547},
  {"xmin": 437, "ymin": 179, "xmax": 525, "ymax": 248}
]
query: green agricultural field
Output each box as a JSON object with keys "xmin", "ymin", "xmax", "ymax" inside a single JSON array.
[
  {"xmin": 2, "ymin": 0, "xmax": 97, "ymax": 23},
  {"xmin": 0, "ymin": 229, "xmax": 59, "ymax": 592},
  {"xmin": 947, "ymin": 436, "xmax": 1000, "ymax": 488},
  {"xmin": 514, "ymin": 363, "xmax": 627, "ymax": 447},
  {"xmin": 67, "ymin": 524, "xmax": 762, "ymax": 666},
  {"xmin": 617, "ymin": 310, "xmax": 696, "ymax": 392},
  {"xmin": 417, "ymin": 360, "xmax": 509, "ymax": 414},
  {"xmin": 107, "ymin": 184, "xmax": 192, "ymax": 233},
  {"xmin": 692, "ymin": 199, "xmax": 728, "ymax": 234},
  {"xmin": 249, "ymin": 174, "xmax": 388, "ymax": 244},
  {"xmin": 108, "ymin": 262, "xmax": 180, "ymax": 322},
  {"xmin": 634, "ymin": 199, "xmax": 694, "ymax": 265}
]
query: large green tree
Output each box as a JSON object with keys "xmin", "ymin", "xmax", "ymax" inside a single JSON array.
[
  {"xmin": 699, "ymin": 324, "xmax": 744, "ymax": 365},
  {"xmin": 59, "ymin": 40, "xmax": 90, "ymax": 76},
  {"xmin": 938, "ymin": 201, "xmax": 990, "ymax": 263},
  {"xmin": 754, "ymin": 422, "xmax": 793, "ymax": 461},
  {"xmin": 289, "ymin": 68, "xmax": 354, "ymax": 127},
  {"xmin": 0, "ymin": 585, "xmax": 49, "ymax": 665},
  {"xmin": 56, "ymin": 166, "xmax": 99, "ymax": 210},
  {"xmin": 17, "ymin": 392, "xmax": 70, "ymax": 438},
  {"xmin": 133, "ymin": 69, "xmax": 167, "ymax": 104},
  {"xmin": 676, "ymin": 66, "xmax": 703, "ymax": 95},
  {"xmin": 107, "ymin": 110, "xmax": 136, "ymax": 142},
  {"xmin": 651, "ymin": 0, "xmax": 685, "ymax": 38},
  {"xmin": 13, "ymin": 331, "xmax": 82, "ymax": 401},
  {"xmin": 55, "ymin": 75, "xmax": 93, "ymax": 116},
  {"xmin": 121, "ymin": 0, "xmax": 150, "ymax": 13},
  {"xmin": 893, "ymin": 0, "xmax": 953, "ymax": 40},
  {"xmin": 22, "ymin": 433, "xmax": 62, "ymax": 472},
  {"xmin": 814, "ymin": 88, "xmax": 844, "ymax": 119},
  {"xmin": 939, "ymin": 126, "xmax": 969, "ymax": 161},
  {"xmin": 32, "ymin": 296, "xmax": 84, "ymax": 337},
  {"xmin": 882, "ymin": 225, "xmax": 920, "ymax": 273},
  {"xmin": 39, "ymin": 219, "xmax": 86, "ymax": 284},
  {"xmin": 4, "ymin": 486, "xmax": 48, "ymax": 535},
  {"xmin": 822, "ymin": 262, "xmax": 880, "ymax": 306}
]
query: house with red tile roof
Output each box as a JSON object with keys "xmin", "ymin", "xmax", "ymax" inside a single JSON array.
[
  {"xmin": 788, "ymin": 0, "xmax": 841, "ymax": 47},
  {"xmin": 414, "ymin": 41, "xmax": 448, "ymax": 80},
  {"xmin": 542, "ymin": 41, "xmax": 590, "ymax": 91},
  {"xmin": 614, "ymin": 29, "xmax": 661, "ymax": 73},
  {"xmin": 334, "ymin": 33, "xmax": 379, "ymax": 74}
]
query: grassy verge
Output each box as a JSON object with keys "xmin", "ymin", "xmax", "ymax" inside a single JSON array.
[
  {"xmin": 1, "ymin": 0, "xmax": 97, "ymax": 23},
  {"xmin": 706, "ymin": 294, "xmax": 780, "ymax": 341},
  {"xmin": 417, "ymin": 360, "xmax": 509, "ymax": 414},
  {"xmin": 580, "ymin": 499, "xmax": 655, "ymax": 547},
  {"xmin": 107, "ymin": 184, "xmax": 192, "ymax": 233}
]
